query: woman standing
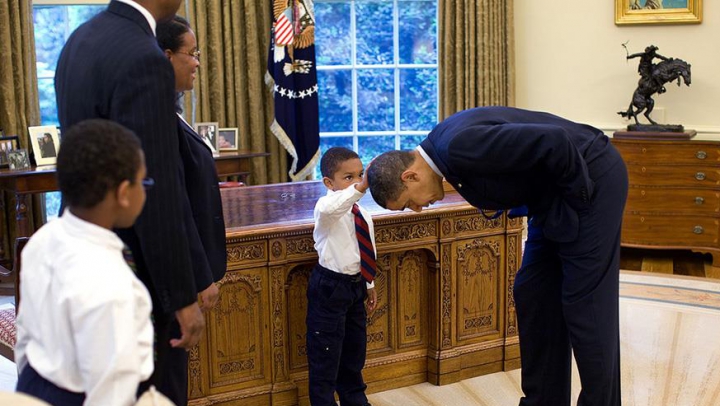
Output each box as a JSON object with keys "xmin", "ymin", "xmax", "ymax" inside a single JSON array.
[{"xmin": 157, "ymin": 16, "xmax": 227, "ymax": 406}]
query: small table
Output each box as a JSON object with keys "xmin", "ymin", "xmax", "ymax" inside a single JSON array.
[{"xmin": 0, "ymin": 149, "xmax": 268, "ymax": 276}]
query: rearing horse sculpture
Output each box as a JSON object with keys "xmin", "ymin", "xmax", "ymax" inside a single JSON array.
[{"xmin": 618, "ymin": 58, "xmax": 691, "ymax": 125}]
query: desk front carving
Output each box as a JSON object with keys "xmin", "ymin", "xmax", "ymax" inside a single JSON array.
[{"xmin": 189, "ymin": 182, "xmax": 522, "ymax": 405}]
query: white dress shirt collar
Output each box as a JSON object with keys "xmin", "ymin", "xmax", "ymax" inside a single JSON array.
[
  {"xmin": 416, "ymin": 145, "xmax": 443, "ymax": 178},
  {"xmin": 64, "ymin": 209, "xmax": 124, "ymax": 251},
  {"xmin": 116, "ymin": 0, "xmax": 157, "ymax": 36}
]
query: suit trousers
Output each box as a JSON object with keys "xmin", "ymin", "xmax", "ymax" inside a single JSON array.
[
  {"xmin": 306, "ymin": 265, "xmax": 369, "ymax": 406},
  {"xmin": 514, "ymin": 153, "xmax": 628, "ymax": 406}
]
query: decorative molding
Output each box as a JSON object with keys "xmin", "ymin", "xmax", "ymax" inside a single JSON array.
[
  {"xmin": 227, "ymin": 243, "xmax": 265, "ymax": 263},
  {"xmin": 216, "ymin": 272, "xmax": 262, "ymax": 292},
  {"xmin": 286, "ymin": 236, "xmax": 316, "ymax": 256},
  {"xmin": 188, "ymin": 345, "xmax": 203, "ymax": 398},
  {"xmin": 455, "ymin": 216, "xmax": 503, "ymax": 233},
  {"xmin": 376, "ymin": 221, "xmax": 437, "ymax": 244},
  {"xmin": 219, "ymin": 359, "xmax": 255, "ymax": 374},
  {"xmin": 507, "ymin": 235, "xmax": 518, "ymax": 336},
  {"xmin": 271, "ymin": 241, "xmax": 283, "ymax": 259},
  {"xmin": 270, "ymin": 267, "xmax": 287, "ymax": 381},
  {"xmin": 441, "ymin": 243, "xmax": 452, "ymax": 348}
]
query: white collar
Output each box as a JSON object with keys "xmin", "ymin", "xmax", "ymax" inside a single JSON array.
[
  {"xmin": 116, "ymin": 0, "xmax": 157, "ymax": 36},
  {"xmin": 416, "ymin": 145, "xmax": 443, "ymax": 178}
]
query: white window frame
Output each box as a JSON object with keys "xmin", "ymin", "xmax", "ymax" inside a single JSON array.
[{"xmin": 316, "ymin": 0, "xmax": 440, "ymax": 151}]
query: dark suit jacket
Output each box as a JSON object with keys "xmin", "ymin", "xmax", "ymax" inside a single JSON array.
[
  {"xmin": 54, "ymin": 1, "xmax": 196, "ymax": 312},
  {"xmin": 178, "ymin": 117, "xmax": 227, "ymax": 289},
  {"xmin": 420, "ymin": 106, "xmax": 619, "ymax": 243}
]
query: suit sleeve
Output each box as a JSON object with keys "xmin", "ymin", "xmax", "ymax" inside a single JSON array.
[
  {"xmin": 110, "ymin": 51, "xmax": 197, "ymax": 312},
  {"xmin": 447, "ymin": 123, "xmax": 594, "ymax": 211}
]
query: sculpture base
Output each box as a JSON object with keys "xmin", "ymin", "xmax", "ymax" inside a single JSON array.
[
  {"xmin": 627, "ymin": 124, "xmax": 684, "ymax": 133},
  {"xmin": 613, "ymin": 129, "xmax": 697, "ymax": 141}
]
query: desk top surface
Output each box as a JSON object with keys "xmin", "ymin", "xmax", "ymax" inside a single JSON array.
[{"xmin": 221, "ymin": 181, "xmax": 475, "ymax": 234}]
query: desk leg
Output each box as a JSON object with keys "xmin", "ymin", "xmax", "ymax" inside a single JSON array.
[{"xmin": 16, "ymin": 193, "xmax": 29, "ymax": 238}]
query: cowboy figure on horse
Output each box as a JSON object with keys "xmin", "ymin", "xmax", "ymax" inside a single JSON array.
[{"xmin": 619, "ymin": 45, "xmax": 691, "ymax": 126}]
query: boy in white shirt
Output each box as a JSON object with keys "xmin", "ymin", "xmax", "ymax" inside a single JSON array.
[
  {"xmin": 15, "ymin": 119, "xmax": 154, "ymax": 406},
  {"xmin": 307, "ymin": 147, "xmax": 378, "ymax": 406}
]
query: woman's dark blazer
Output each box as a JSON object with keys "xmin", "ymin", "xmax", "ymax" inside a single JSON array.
[{"xmin": 178, "ymin": 116, "xmax": 227, "ymax": 290}]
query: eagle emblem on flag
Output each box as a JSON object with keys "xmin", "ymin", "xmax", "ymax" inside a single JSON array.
[{"xmin": 266, "ymin": 0, "xmax": 320, "ymax": 181}]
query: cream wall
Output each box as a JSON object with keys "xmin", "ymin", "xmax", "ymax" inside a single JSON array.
[{"xmin": 515, "ymin": 2, "xmax": 720, "ymax": 133}]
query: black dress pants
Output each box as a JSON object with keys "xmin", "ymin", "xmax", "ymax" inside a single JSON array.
[
  {"xmin": 514, "ymin": 152, "xmax": 628, "ymax": 406},
  {"xmin": 306, "ymin": 265, "xmax": 369, "ymax": 406}
]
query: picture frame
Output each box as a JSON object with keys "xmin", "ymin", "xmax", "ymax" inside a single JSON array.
[
  {"xmin": 615, "ymin": 0, "xmax": 702, "ymax": 25},
  {"xmin": 0, "ymin": 135, "xmax": 20, "ymax": 168},
  {"xmin": 28, "ymin": 125, "xmax": 61, "ymax": 166},
  {"xmin": 193, "ymin": 122, "xmax": 219, "ymax": 154},
  {"xmin": 217, "ymin": 128, "xmax": 239, "ymax": 151},
  {"xmin": 7, "ymin": 149, "xmax": 31, "ymax": 170}
]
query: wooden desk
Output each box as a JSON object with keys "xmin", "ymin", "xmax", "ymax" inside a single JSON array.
[
  {"xmin": 188, "ymin": 181, "xmax": 523, "ymax": 405},
  {"xmin": 0, "ymin": 150, "xmax": 267, "ymax": 272}
]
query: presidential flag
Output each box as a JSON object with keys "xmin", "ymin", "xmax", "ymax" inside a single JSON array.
[{"xmin": 266, "ymin": 0, "xmax": 320, "ymax": 181}]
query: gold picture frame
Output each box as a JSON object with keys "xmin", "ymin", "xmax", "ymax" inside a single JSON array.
[{"xmin": 615, "ymin": 0, "xmax": 701, "ymax": 25}]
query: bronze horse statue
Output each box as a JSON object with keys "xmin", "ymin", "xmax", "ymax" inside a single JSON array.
[{"xmin": 618, "ymin": 58, "xmax": 691, "ymax": 125}]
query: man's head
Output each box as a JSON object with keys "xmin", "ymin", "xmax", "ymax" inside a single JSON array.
[
  {"xmin": 57, "ymin": 119, "xmax": 147, "ymax": 228},
  {"xmin": 134, "ymin": 0, "xmax": 183, "ymax": 23},
  {"xmin": 320, "ymin": 147, "xmax": 363, "ymax": 192},
  {"xmin": 367, "ymin": 150, "xmax": 445, "ymax": 212}
]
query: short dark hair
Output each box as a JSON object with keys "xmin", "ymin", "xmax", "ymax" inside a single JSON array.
[
  {"xmin": 156, "ymin": 15, "xmax": 191, "ymax": 53},
  {"xmin": 367, "ymin": 150, "xmax": 415, "ymax": 208},
  {"xmin": 157, "ymin": 15, "xmax": 192, "ymax": 112},
  {"xmin": 320, "ymin": 147, "xmax": 360, "ymax": 178},
  {"xmin": 57, "ymin": 119, "xmax": 142, "ymax": 209}
]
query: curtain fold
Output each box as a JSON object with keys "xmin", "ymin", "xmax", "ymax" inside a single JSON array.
[
  {"xmin": 181, "ymin": 1, "xmax": 287, "ymax": 185},
  {"xmin": 438, "ymin": 0, "xmax": 515, "ymax": 120},
  {"xmin": 0, "ymin": 0, "xmax": 42, "ymax": 279}
]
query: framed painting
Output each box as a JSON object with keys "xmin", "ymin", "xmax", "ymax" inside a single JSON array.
[
  {"xmin": 217, "ymin": 128, "xmax": 238, "ymax": 151},
  {"xmin": 28, "ymin": 125, "xmax": 60, "ymax": 166},
  {"xmin": 616, "ymin": 0, "xmax": 702, "ymax": 25}
]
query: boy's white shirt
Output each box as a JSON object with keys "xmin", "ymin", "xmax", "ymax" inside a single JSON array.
[
  {"xmin": 313, "ymin": 184, "xmax": 376, "ymax": 289},
  {"xmin": 15, "ymin": 210, "xmax": 153, "ymax": 406}
]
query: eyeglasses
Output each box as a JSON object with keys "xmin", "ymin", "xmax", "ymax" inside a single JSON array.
[
  {"xmin": 142, "ymin": 178, "xmax": 155, "ymax": 190},
  {"xmin": 175, "ymin": 49, "xmax": 200, "ymax": 61}
]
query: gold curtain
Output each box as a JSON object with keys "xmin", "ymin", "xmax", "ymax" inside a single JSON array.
[
  {"xmin": 0, "ymin": 0, "xmax": 42, "ymax": 278},
  {"xmin": 180, "ymin": 1, "xmax": 287, "ymax": 185},
  {"xmin": 438, "ymin": 0, "xmax": 515, "ymax": 119}
]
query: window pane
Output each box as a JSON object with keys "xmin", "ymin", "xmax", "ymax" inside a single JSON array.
[
  {"xmin": 356, "ymin": 1, "xmax": 394, "ymax": 65},
  {"xmin": 33, "ymin": 7, "xmax": 70, "ymax": 74},
  {"xmin": 315, "ymin": 136, "xmax": 354, "ymax": 178},
  {"xmin": 357, "ymin": 69, "xmax": 394, "ymax": 132},
  {"xmin": 400, "ymin": 68, "xmax": 437, "ymax": 131},
  {"xmin": 400, "ymin": 135, "xmax": 426, "ymax": 150},
  {"xmin": 44, "ymin": 192, "xmax": 62, "ymax": 222},
  {"xmin": 358, "ymin": 136, "xmax": 394, "ymax": 166},
  {"xmin": 315, "ymin": 2, "xmax": 351, "ymax": 65},
  {"xmin": 318, "ymin": 70, "xmax": 352, "ymax": 132},
  {"xmin": 398, "ymin": 0, "xmax": 437, "ymax": 64},
  {"xmin": 38, "ymin": 78, "xmax": 59, "ymax": 127}
]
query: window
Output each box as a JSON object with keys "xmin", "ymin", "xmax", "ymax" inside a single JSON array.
[
  {"xmin": 314, "ymin": 0, "xmax": 438, "ymax": 176},
  {"xmin": 33, "ymin": 1, "xmax": 107, "ymax": 220}
]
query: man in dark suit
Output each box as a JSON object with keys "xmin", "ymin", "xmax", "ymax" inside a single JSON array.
[
  {"xmin": 54, "ymin": 0, "xmax": 204, "ymax": 401},
  {"xmin": 368, "ymin": 106, "xmax": 628, "ymax": 406}
]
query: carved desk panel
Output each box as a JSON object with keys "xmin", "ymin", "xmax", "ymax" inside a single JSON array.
[{"xmin": 188, "ymin": 181, "xmax": 523, "ymax": 405}]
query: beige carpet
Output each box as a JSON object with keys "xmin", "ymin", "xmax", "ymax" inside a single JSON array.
[{"xmin": 369, "ymin": 271, "xmax": 720, "ymax": 406}]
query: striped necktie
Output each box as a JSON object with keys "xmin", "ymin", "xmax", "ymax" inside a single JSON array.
[{"xmin": 352, "ymin": 204, "xmax": 376, "ymax": 283}]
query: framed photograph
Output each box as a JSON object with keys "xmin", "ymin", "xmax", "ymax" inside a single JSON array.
[
  {"xmin": 616, "ymin": 0, "xmax": 702, "ymax": 25},
  {"xmin": 193, "ymin": 122, "xmax": 219, "ymax": 154},
  {"xmin": 28, "ymin": 125, "xmax": 60, "ymax": 166},
  {"xmin": 7, "ymin": 149, "xmax": 31, "ymax": 170},
  {"xmin": 0, "ymin": 135, "xmax": 20, "ymax": 168},
  {"xmin": 217, "ymin": 128, "xmax": 239, "ymax": 151}
]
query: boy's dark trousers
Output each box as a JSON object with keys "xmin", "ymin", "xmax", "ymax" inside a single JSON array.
[{"xmin": 307, "ymin": 264, "xmax": 369, "ymax": 406}]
